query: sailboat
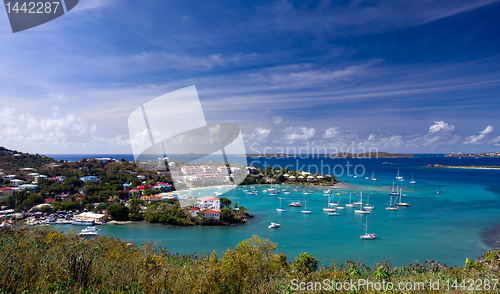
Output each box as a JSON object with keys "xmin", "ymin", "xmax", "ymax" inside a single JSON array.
[
  {"xmin": 289, "ymin": 200, "xmax": 301, "ymax": 207},
  {"xmin": 354, "ymin": 192, "xmax": 363, "ymax": 205},
  {"xmin": 385, "ymin": 194, "xmax": 399, "ymax": 211},
  {"xmin": 301, "ymin": 200, "xmax": 312, "ymax": 214},
  {"xmin": 389, "ymin": 183, "xmax": 400, "ymax": 196},
  {"xmin": 323, "ymin": 189, "xmax": 331, "ymax": 195},
  {"xmin": 354, "ymin": 192, "xmax": 370, "ymax": 214},
  {"xmin": 328, "ymin": 194, "xmax": 338, "ymax": 206},
  {"xmin": 345, "ymin": 193, "xmax": 355, "ymax": 207},
  {"xmin": 395, "ymin": 188, "xmax": 410, "ymax": 206},
  {"xmin": 360, "ymin": 215, "xmax": 377, "ymax": 239},
  {"xmin": 336, "ymin": 195, "xmax": 345, "ymax": 209},
  {"xmin": 303, "ymin": 188, "xmax": 311, "ymax": 195},
  {"xmin": 323, "ymin": 195, "xmax": 335, "ymax": 212},
  {"xmin": 276, "ymin": 197, "xmax": 286, "ymax": 212},
  {"xmin": 363, "ymin": 195, "xmax": 374, "ymax": 210},
  {"xmin": 410, "ymin": 175, "xmax": 416, "ymax": 184},
  {"xmin": 370, "ymin": 171, "xmax": 377, "ymax": 181},
  {"xmin": 396, "ymin": 170, "xmax": 403, "ymax": 181},
  {"xmin": 335, "ymin": 188, "xmax": 342, "ymax": 196}
]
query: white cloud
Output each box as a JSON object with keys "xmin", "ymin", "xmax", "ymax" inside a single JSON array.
[
  {"xmin": 429, "ymin": 121, "xmax": 455, "ymax": 133},
  {"xmin": 271, "ymin": 116, "xmax": 283, "ymax": 125},
  {"xmin": 244, "ymin": 127, "xmax": 271, "ymax": 142},
  {"xmin": 283, "ymin": 126, "xmax": 316, "ymax": 141},
  {"xmin": 464, "ymin": 125, "xmax": 494, "ymax": 144},
  {"xmin": 0, "ymin": 106, "xmax": 129, "ymax": 154},
  {"xmin": 323, "ymin": 127, "xmax": 340, "ymax": 139},
  {"xmin": 492, "ymin": 136, "xmax": 500, "ymax": 146}
]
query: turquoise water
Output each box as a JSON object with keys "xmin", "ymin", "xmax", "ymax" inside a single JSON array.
[{"xmin": 51, "ymin": 155, "xmax": 500, "ymax": 267}]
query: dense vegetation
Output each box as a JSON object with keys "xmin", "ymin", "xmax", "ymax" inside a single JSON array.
[
  {"xmin": 1, "ymin": 227, "xmax": 499, "ymax": 293},
  {"xmin": 241, "ymin": 166, "xmax": 337, "ymax": 186}
]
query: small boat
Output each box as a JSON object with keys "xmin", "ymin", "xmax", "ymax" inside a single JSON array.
[
  {"xmin": 354, "ymin": 192, "xmax": 370, "ymax": 214},
  {"xmin": 323, "ymin": 195, "xmax": 335, "ymax": 211},
  {"xmin": 328, "ymin": 211, "xmax": 340, "ymax": 216},
  {"xmin": 78, "ymin": 226, "xmax": 99, "ymax": 236},
  {"xmin": 386, "ymin": 195, "xmax": 399, "ymax": 211},
  {"xmin": 360, "ymin": 215, "xmax": 377, "ymax": 240},
  {"xmin": 363, "ymin": 195, "xmax": 374, "ymax": 210},
  {"xmin": 365, "ymin": 176, "xmax": 370, "ymax": 180},
  {"xmin": 323, "ymin": 189, "xmax": 331, "ymax": 194},
  {"xmin": 335, "ymin": 188, "xmax": 342, "ymax": 196},
  {"xmin": 370, "ymin": 172, "xmax": 377, "ymax": 181},
  {"xmin": 289, "ymin": 201, "xmax": 302, "ymax": 207},
  {"xmin": 262, "ymin": 190, "xmax": 268, "ymax": 193},
  {"xmin": 268, "ymin": 222, "xmax": 280, "ymax": 229},
  {"xmin": 354, "ymin": 192, "xmax": 363, "ymax": 205},
  {"xmin": 214, "ymin": 192, "xmax": 223, "ymax": 196},
  {"xmin": 410, "ymin": 175, "xmax": 416, "ymax": 184},
  {"xmin": 301, "ymin": 200, "xmax": 312, "ymax": 214},
  {"xmin": 395, "ymin": 188, "xmax": 410, "ymax": 207},
  {"xmin": 303, "ymin": 188, "xmax": 311, "ymax": 195},
  {"xmin": 396, "ymin": 170, "xmax": 403, "ymax": 181},
  {"xmin": 276, "ymin": 198, "xmax": 286, "ymax": 212},
  {"xmin": 389, "ymin": 183, "xmax": 400, "ymax": 196},
  {"xmin": 293, "ymin": 188, "xmax": 300, "ymax": 192},
  {"xmin": 345, "ymin": 193, "xmax": 355, "ymax": 207},
  {"xmin": 284, "ymin": 191, "xmax": 291, "ymax": 195}
]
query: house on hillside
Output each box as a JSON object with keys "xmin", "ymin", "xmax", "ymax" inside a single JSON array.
[{"xmin": 79, "ymin": 176, "xmax": 99, "ymax": 183}]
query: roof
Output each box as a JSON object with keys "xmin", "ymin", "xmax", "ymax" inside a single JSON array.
[
  {"xmin": 203, "ymin": 210, "xmax": 220, "ymax": 214},
  {"xmin": 44, "ymin": 198, "xmax": 55, "ymax": 203},
  {"xmin": 199, "ymin": 196, "xmax": 220, "ymax": 201},
  {"xmin": 190, "ymin": 207, "xmax": 201, "ymax": 211}
]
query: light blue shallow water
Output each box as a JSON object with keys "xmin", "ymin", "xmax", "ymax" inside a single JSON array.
[{"xmin": 51, "ymin": 155, "xmax": 500, "ymax": 267}]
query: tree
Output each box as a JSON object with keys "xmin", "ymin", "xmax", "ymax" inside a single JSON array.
[
  {"xmin": 220, "ymin": 197, "xmax": 232, "ymax": 209},
  {"xmin": 107, "ymin": 203, "xmax": 130, "ymax": 221}
]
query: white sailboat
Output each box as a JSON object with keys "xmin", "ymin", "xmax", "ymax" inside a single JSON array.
[
  {"xmin": 354, "ymin": 192, "xmax": 363, "ymax": 205},
  {"xmin": 303, "ymin": 188, "xmax": 311, "ymax": 195},
  {"xmin": 354, "ymin": 192, "xmax": 370, "ymax": 214},
  {"xmin": 363, "ymin": 194, "xmax": 374, "ymax": 210},
  {"xmin": 301, "ymin": 200, "xmax": 312, "ymax": 214},
  {"xmin": 323, "ymin": 195, "xmax": 335, "ymax": 212},
  {"xmin": 370, "ymin": 171, "xmax": 377, "ymax": 181},
  {"xmin": 345, "ymin": 193, "xmax": 355, "ymax": 207},
  {"xmin": 386, "ymin": 194, "xmax": 399, "ymax": 211},
  {"xmin": 276, "ymin": 197, "xmax": 286, "ymax": 212},
  {"xmin": 389, "ymin": 182, "xmax": 400, "ymax": 196},
  {"xmin": 328, "ymin": 193, "xmax": 338, "ymax": 206},
  {"xmin": 360, "ymin": 215, "xmax": 377, "ymax": 239},
  {"xmin": 336, "ymin": 195, "xmax": 345, "ymax": 209},
  {"xmin": 396, "ymin": 170, "xmax": 403, "ymax": 181},
  {"xmin": 410, "ymin": 175, "xmax": 416, "ymax": 184}
]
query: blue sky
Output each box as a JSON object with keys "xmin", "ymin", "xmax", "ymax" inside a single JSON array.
[{"xmin": 0, "ymin": 0, "xmax": 499, "ymax": 154}]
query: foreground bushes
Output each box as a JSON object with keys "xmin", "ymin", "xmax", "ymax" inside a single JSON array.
[{"xmin": 0, "ymin": 227, "xmax": 499, "ymax": 293}]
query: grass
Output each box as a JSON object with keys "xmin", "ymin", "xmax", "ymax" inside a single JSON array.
[{"xmin": 0, "ymin": 227, "xmax": 499, "ymax": 293}]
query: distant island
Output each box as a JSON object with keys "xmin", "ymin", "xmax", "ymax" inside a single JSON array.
[
  {"xmin": 328, "ymin": 152, "xmax": 416, "ymax": 158},
  {"xmin": 427, "ymin": 164, "xmax": 500, "ymax": 169},
  {"xmin": 243, "ymin": 151, "xmax": 416, "ymax": 158},
  {"xmin": 445, "ymin": 152, "xmax": 500, "ymax": 157}
]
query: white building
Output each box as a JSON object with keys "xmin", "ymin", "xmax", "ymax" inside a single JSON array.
[
  {"xmin": 20, "ymin": 168, "xmax": 36, "ymax": 172},
  {"xmin": 3, "ymin": 175, "xmax": 16, "ymax": 180},
  {"xmin": 197, "ymin": 196, "xmax": 220, "ymax": 210},
  {"xmin": 10, "ymin": 179, "xmax": 25, "ymax": 187},
  {"xmin": 137, "ymin": 175, "xmax": 146, "ymax": 180},
  {"xmin": 26, "ymin": 173, "xmax": 40, "ymax": 180}
]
